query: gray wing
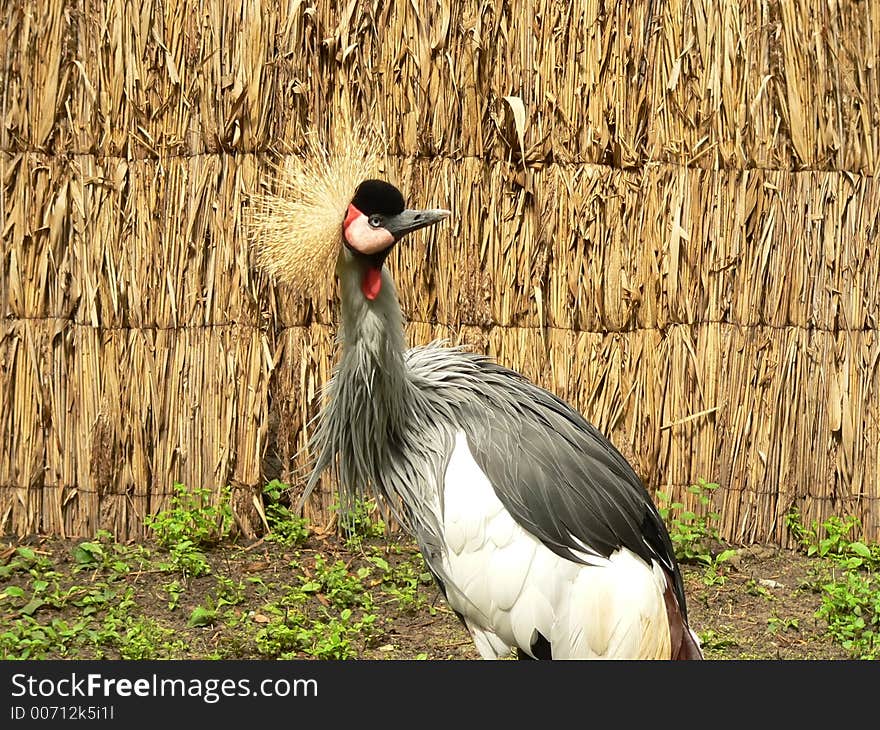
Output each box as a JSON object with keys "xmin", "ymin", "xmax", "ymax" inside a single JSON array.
[{"xmin": 462, "ymin": 361, "xmax": 689, "ymax": 619}]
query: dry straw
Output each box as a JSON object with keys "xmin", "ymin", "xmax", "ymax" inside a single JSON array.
[{"xmin": 1, "ymin": 0, "xmax": 879, "ymax": 544}]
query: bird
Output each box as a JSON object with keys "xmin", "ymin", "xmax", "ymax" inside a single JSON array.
[{"xmin": 249, "ymin": 131, "xmax": 703, "ymax": 660}]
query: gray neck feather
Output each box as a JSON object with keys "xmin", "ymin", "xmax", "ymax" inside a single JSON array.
[{"xmin": 304, "ymin": 249, "xmax": 444, "ymax": 534}]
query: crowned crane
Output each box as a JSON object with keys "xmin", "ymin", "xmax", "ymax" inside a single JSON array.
[{"xmin": 251, "ymin": 136, "xmax": 702, "ymax": 660}]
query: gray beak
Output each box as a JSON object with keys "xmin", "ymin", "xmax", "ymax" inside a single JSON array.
[{"xmin": 384, "ymin": 208, "xmax": 451, "ymax": 241}]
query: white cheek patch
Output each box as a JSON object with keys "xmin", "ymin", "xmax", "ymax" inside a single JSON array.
[{"xmin": 345, "ymin": 214, "xmax": 395, "ymax": 255}]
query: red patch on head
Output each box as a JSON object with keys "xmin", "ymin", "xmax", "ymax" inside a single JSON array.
[
  {"xmin": 361, "ymin": 267, "xmax": 383, "ymax": 300},
  {"xmin": 344, "ymin": 204, "xmax": 362, "ymax": 231}
]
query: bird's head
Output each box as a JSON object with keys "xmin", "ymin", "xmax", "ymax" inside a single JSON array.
[
  {"xmin": 342, "ymin": 179, "xmax": 450, "ymax": 300},
  {"xmin": 247, "ymin": 127, "xmax": 449, "ymax": 301}
]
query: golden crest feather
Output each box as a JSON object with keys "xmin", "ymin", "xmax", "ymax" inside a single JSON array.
[{"xmin": 246, "ymin": 122, "xmax": 383, "ymax": 297}]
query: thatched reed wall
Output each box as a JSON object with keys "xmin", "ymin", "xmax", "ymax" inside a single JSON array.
[{"xmin": 1, "ymin": 0, "xmax": 878, "ymax": 544}]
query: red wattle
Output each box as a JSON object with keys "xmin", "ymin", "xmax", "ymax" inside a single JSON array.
[{"xmin": 362, "ymin": 267, "xmax": 383, "ymax": 300}]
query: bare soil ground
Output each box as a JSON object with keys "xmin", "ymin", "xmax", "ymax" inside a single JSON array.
[{"xmin": 0, "ymin": 529, "xmax": 851, "ymax": 660}]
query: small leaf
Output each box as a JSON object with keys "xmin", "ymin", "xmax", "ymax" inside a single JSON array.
[
  {"xmin": 849, "ymin": 541, "xmax": 871, "ymax": 558},
  {"xmin": 188, "ymin": 606, "xmax": 217, "ymax": 627},
  {"xmin": 715, "ymin": 549, "xmax": 737, "ymax": 564},
  {"xmin": 20, "ymin": 598, "xmax": 44, "ymax": 616},
  {"xmin": 74, "ymin": 542, "xmax": 103, "ymax": 565},
  {"xmin": 5, "ymin": 586, "xmax": 25, "ymax": 599}
]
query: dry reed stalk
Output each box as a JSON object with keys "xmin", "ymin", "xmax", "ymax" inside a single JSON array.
[{"xmin": 1, "ymin": 1, "xmax": 879, "ymax": 542}]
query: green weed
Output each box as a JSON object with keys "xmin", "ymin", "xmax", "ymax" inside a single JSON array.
[
  {"xmin": 697, "ymin": 627, "xmax": 739, "ymax": 653},
  {"xmin": 0, "ymin": 578, "xmax": 183, "ymax": 660},
  {"xmin": 189, "ymin": 604, "xmax": 218, "ymax": 628},
  {"xmin": 164, "ymin": 580, "xmax": 183, "ymax": 610},
  {"xmin": 786, "ymin": 510, "xmax": 880, "ymax": 570},
  {"xmin": 0, "ymin": 546, "xmax": 55, "ymax": 580},
  {"xmin": 146, "ymin": 482, "xmax": 233, "ymax": 549},
  {"xmin": 815, "ymin": 571, "xmax": 879, "ymax": 659},
  {"xmin": 155, "ymin": 539, "xmax": 211, "ymax": 578},
  {"xmin": 72, "ymin": 532, "xmax": 148, "ymax": 577},
  {"xmin": 0, "ymin": 616, "xmax": 87, "ymax": 659},
  {"xmin": 146, "ymin": 483, "xmax": 233, "ymax": 578},
  {"xmin": 767, "ymin": 615, "xmax": 799, "ymax": 634},
  {"xmin": 254, "ymin": 607, "xmax": 378, "ymax": 660},
  {"xmin": 657, "ymin": 479, "xmax": 734, "ymax": 583},
  {"xmin": 369, "ymin": 552, "xmax": 434, "ymax": 613},
  {"xmin": 334, "ymin": 497, "xmax": 386, "ymax": 548},
  {"xmin": 300, "ymin": 555, "xmax": 372, "ymax": 610},
  {"xmin": 787, "ymin": 510, "xmax": 880, "ymax": 659},
  {"xmin": 215, "ymin": 576, "xmax": 247, "ymax": 607},
  {"xmin": 744, "ymin": 579, "xmax": 775, "ymax": 600},
  {"xmin": 262, "ymin": 481, "xmax": 310, "ymax": 547}
]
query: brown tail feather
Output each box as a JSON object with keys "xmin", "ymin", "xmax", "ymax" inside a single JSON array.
[{"xmin": 663, "ymin": 575, "xmax": 704, "ymax": 660}]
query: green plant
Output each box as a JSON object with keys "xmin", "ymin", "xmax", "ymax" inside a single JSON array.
[
  {"xmin": 309, "ymin": 610, "xmax": 378, "ymax": 659},
  {"xmin": 300, "ymin": 555, "xmax": 372, "ymax": 610},
  {"xmin": 189, "ymin": 604, "xmax": 218, "ymax": 628},
  {"xmin": 115, "ymin": 619, "xmax": 188, "ymax": 660},
  {"xmin": 767, "ymin": 615, "xmax": 799, "ymax": 634},
  {"xmin": 744, "ymin": 579, "xmax": 774, "ymax": 600},
  {"xmin": 253, "ymin": 610, "xmax": 306, "ymax": 658},
  {"xmin": 145, "ymin": 483, "xmax": 232, "ymax": 578},
  {"xmin": 164, "ymin": 580, "xmax": 183, "ymax": 610},
  {"xmin": 657, "ymin": 480, "xmax": 722, "ymax": 564},
  {"xmin": 146, "ymin": 482, "xmax": 233, "ymax": 549},
  {"xmin": 0, "ymin": 616, "xmax": 88, "ymax": 659},
  {"xmin": 262, "ymin": 481, "xmax": 310, "ymax": 546},
  {"xmin": 89, "ymin": 589, "xmax": 187, "ymax": 659},
  {"xmin": 657, "ymin": 479, "xmax": 734, "ymax": 583},
  {"xmin": 215, "ymin": 576, "xmax": 247, "ymax": 607},
  {"xmin": 254, "ymin": 607, "xmax": 378, "ymax": 660},
  {"xmin": 72, "ymin": 541, "xmax": 105, "ymax": 568},
  {"xmin": 786, "ymin": 510, "xmax": 880, "ymax": 570},
  {"xmin": 155, "ymin": 539, "xmax": 212, "ymax": 578},
  {"xmin": 787, "ymin": 510, "xmax": 880, "ymax": 659},
  {"xmin": 369, "ymin": 552, "xmax": 433, "ymax": 612},
  {"xmin": 0, "ymin": 574, "xmax": 187, "ymax": 661},
  {"xmin": 0, "ymin": 546, "xmax": 55, "ymax": 580},
  {"xmin": 246, "ymin": 575, "xmax": 270, "ymax": 596},
  {"xmin": 333, "ymin": 497, "xmax": 386, "ymax": 547},
  {"xmin": 816, "ymin": 571, "xmax": 879, "ymax": 659},
  {"xmin": 72, "ymin": 535, "xmax": 140, "ymax": 576},
  {"xmin": 700, "ymin": 554, "xmax": 735, "ymax": 586},
  {"xmin": 696, "ymin": 627, "xmax": 738, "ymax": 653}
]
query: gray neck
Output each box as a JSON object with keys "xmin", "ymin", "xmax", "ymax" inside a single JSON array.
[
  {"xmin": 305, "ymin": 251, "xmax": 418, "ymax": 514},
  {"xmin": 302, "ymin": 250, "xmax": 452, "ymax": 548},
  {"xmin": 336, "ymin": 250, "xmax": 410, "ymax": 393}
]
